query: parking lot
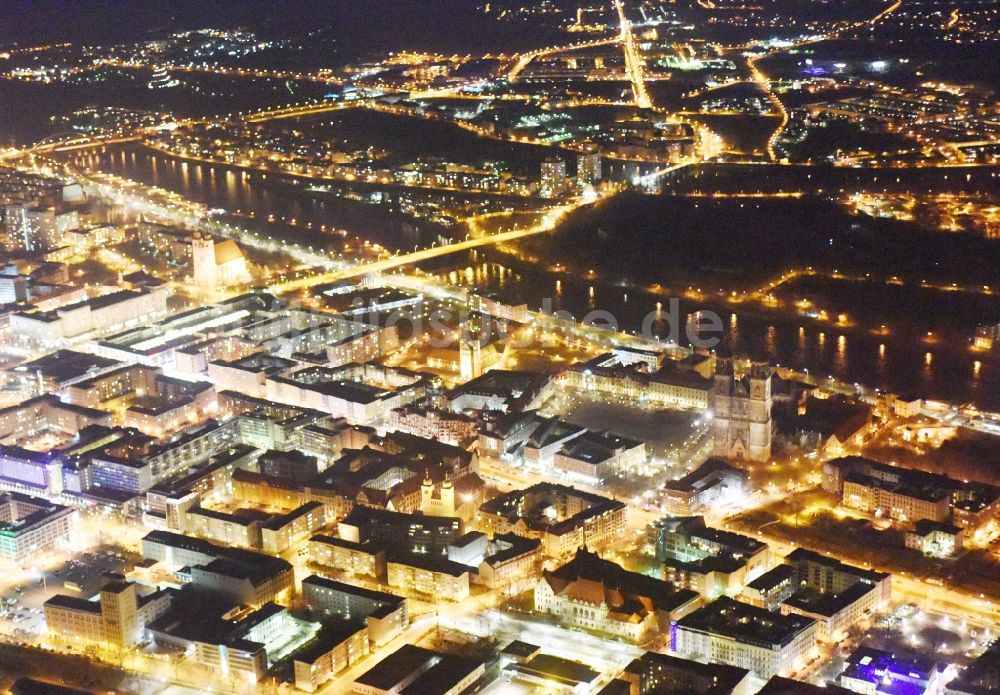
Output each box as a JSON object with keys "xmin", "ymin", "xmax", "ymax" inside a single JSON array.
[{"xmin": 0, "ymin": 546, "xmax": 137, "ymax": 641}]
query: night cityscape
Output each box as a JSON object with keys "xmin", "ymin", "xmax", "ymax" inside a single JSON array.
[{"xmin": 0, "ymin": 1, "xmax": 999, "ymax": 694}]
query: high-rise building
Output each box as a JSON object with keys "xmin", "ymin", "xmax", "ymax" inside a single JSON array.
[
  {"xmin": 8, "ymin": 206, "xmax": 79, "ymax": 252},
  {"xmin": 148, "ymin": 67, "xmax": 179, "ymax": 89},
  {"xmin": 0, "ymin": 267, "xmax": 28, "ymax": 304},
  {"xmin": 540, "ymin": 157, "xmax": 567, "ymax": 198},
  {"xmin": 577, "ymin": 146, "xmax": 602, "ymax": 186},
  {"xmin": 711, "ymin": 357, "xmax": 773, "ymax": 462}
]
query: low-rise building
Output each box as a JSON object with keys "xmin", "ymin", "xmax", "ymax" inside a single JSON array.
[
  {"xmin": 353, "ymin": 644, "xmax": 484, "ymax": 695},
  {"xmin": 503, "ymin": 652, "xmax": 603, "ymax": 693},
  {"xmin": 905, "ymin": 519, "xmax": 963, "ymax": 558},
  {"xmin": 353, "ymin": 644, "xmax": 439, "ymax": 695},
  {"xmin": 837, "ymin": 646, "xmax": 945, "ymax": 695},
  {"xmin": 663, "ymin": 458, "xmax": 751, "ymax": 516},
  {"xmin": 619, "ymin": 651, "xmax": 754, "ymax": 695},
  {"xmin": 757, "ymin": 677, "xmax": 854, "ymax": 694}
]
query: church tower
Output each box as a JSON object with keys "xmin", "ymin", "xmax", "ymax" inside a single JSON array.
[
  {"xmin": 420, "ymin": 471, "xmax": 433, "ymax": 510},
  {"xmin": 711, "ymin": 356, "xmax": 772, "ymax": 462},
  {"xmin": 746, "ymin": 360, "xmax": 773, "ymax": 461},
  {"xmin": 191, "ymin": 233, "xmax": 217, "ymax": 287},
  {"xmin": 711, "ymin": 356, "xmax": 735, "ymax": 459},
  {"xmin": 440, "ymin": 479, "xmax": 455, "ymax": 516}
]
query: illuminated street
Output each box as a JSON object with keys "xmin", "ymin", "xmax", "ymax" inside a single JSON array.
[{"xmin": 0, "ymin": 2, "xmax": 999, "ymax": 695}]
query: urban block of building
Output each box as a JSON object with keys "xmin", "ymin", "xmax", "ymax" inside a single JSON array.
[
  {"xmin": 266, "ymin": 362, "xmax": 429, "ymax": 423},
  {"xmin": 386, "ymin": 550, "xmax": 472, "ymax": 602},
  {"xmin": 310, "ymin": 534, "xmax": 387, "ymax": 579},
  {"xmin": 11, "ymin": 286, "xmax": 169, "ymax": 346},
  {"xmin": 655, "ymin": 515, "xmax": 769, "ymax": 599},
  {"xmin": 301, "ymin": 574, "xmax": 408, "ymax": 646},
  {"xmin": 535, "ymin": 548, "xmax": 701, "ymax": 642},
  {"xmin": 671, "ymin": 597, "xmax": 818, "ymax": 679},
  {"xmin": 291, "ymin": 621, "xmax": 370, "ymax": 693},
  {"xmin": 478, "ymin": 482, "xmax": 626, "ymax": 559},
  {"xmin": 824, "ymin": 456, "xmax": 1000, "ymax": 535},
  {"xmin": 559, "ymin": 350, "xmax": 713, "ymax": 411},
  {"xmin": 141, "ymin": 530, "xmax": 294, "ymax": 607},
  {"xmin": 338, "ymin": 505, "xmax": 463, "ymax": 557},
  {"xmin": 45, "ymin": 580, "xmax": 172, "ymax": 648},
  {"xmin": 446, "ymin": 369, "xmax": 551, "ymax": 414},
  {"xmin": 774, "ymin": 549, "xmax": 892, "ymax": 642}
]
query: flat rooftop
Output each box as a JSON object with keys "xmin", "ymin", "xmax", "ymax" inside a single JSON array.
[
  {"xmin": 757, "ymin": 677, "xmax": 853, "ymax": 694},
  {"xmin": 400, "ymin": 656, "xmax": 482, "ymax": 695},
  {"xmin": 676, "ymin": 597, "xmax": 816, "ymax": 648},
  {"xmin": 354, "ymin": 644, "xmax": 439, "ymax": 691},
  {"xmin": 301, "ymin": 574, "xmax": 403, "ymax": 606},
  {"xmin": 507, "ymin": 653, "xmax": 600, "ymax": 688},
  {"xmin": 17, "ymin": 350, "xmax": 119, "ymax": 383}
]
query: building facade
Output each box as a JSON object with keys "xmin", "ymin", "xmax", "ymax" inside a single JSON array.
[{"xmin": 711, "ymin": 358, "xmax": 773, "ymax": 462}]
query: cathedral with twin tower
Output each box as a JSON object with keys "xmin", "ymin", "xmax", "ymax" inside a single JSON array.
[{"xmin": 711, "ymin": 356, "xmax": 773, "ymax": 462}]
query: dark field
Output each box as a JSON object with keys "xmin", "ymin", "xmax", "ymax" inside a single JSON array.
[{"xmin": 514, "ymin": 191, "xmax": 1000, "ymax": 291}]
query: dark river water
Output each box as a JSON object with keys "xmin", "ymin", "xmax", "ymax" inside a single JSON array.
[{"xmin": 63, "ymin": 144, "xmax": 1000, "ymax": 410}]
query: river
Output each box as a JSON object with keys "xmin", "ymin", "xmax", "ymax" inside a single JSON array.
[{"xmin": 61, "ymin": 143, "xmax": 1000, "ymax": 410}]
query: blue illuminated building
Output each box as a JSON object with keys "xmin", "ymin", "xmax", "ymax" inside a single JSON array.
[{"xmin": 837, "ymin": 647, "xmax": 944, "ymax": 695}]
